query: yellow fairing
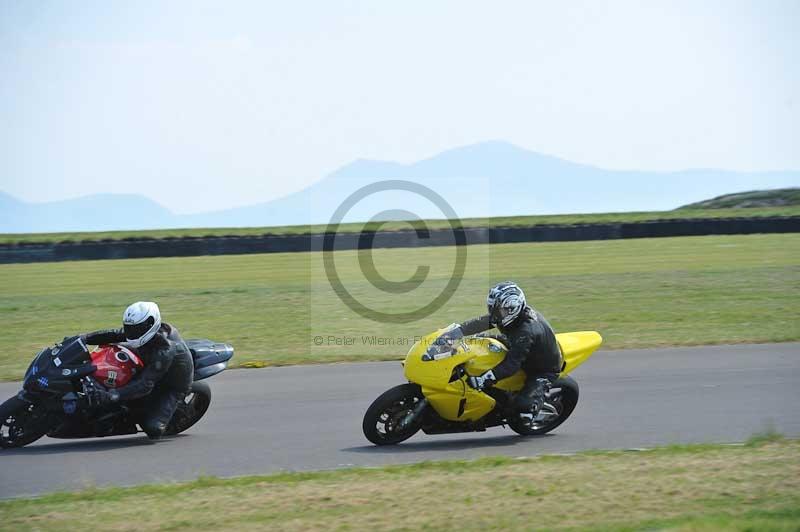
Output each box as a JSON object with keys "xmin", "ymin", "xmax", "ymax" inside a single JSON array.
[
  {"xmin": 463, "ymin": 337, "xmax": 527, "ymax": 392},
  {"xmin": 404, "ymin": 329, "xmax": 602, "ymax": 423},
  {"xmin": 557, "ymin": 331, "xmax": 603, "ymax": 375},
  {"xmin": 403, "ymin": 330, "xmax": 502, "ymax": 422},
  {"xmin": 420, "ymin": 385, "xmax": 496, "ymax": 422}
]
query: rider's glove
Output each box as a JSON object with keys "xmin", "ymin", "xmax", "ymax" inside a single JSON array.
[
  {"xmin": 91, "ymin": 387, "xmax": 120, "ymax": 407},
  {"xmin": 467, "ymin": 370, "xmax": 497, "ymax": 390}
]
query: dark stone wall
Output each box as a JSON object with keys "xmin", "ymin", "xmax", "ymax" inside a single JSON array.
[{"xmin": 1, "ymin": 216, "xmax": 798, "ymax": 264}]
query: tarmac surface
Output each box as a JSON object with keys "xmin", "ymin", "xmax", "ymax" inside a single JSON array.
[{"xmin": 1, "ymin": 342, "xmax": 798, "ymax": 499}]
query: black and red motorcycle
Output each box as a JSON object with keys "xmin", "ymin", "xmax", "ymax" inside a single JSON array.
[{"xmin": 0, "ymin": 336, "xmax": 233, "ymax": 448}]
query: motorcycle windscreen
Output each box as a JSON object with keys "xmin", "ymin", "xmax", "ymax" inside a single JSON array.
[{"xmin": 24, "ymin": 337, "xmax": 93, "ymax": 394}]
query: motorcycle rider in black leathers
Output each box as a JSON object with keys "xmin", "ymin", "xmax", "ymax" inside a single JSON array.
[
  {"xmin": 444, "ymin": 282, "xmax": 563, "ymax": 413},
  {"xmin": 80, "ymin": 301, "xmax": 194, "ymax": 440}
]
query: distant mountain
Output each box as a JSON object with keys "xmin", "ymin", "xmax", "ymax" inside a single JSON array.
[
  {"xmin": 2, "ymin": 141, "xmax": 799, "ymax": 233},
  {"xmin": 679, "ymin": 188, "xmax": 800, "ymax": 209},
  {"xmin": 0, "ymin": 192, "xmax": 176, "ymax": 233}
]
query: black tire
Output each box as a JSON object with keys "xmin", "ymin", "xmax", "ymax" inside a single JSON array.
[
  {"xmin": 0, "ymin": 396, "xmax": 54, "ymax": 449},
  {"xmin": 165, "ymin": 382, "xmax": 211, "ymax": 436},
  {"xmin": 363, "ymin": 384, "xmax": 425, "ymax": 445},
  {"xmin": 508, "ymin": 376, "xmax": 579, "ymax": 436}
]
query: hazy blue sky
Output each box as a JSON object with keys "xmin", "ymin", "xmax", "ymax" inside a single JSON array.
[{"xmin": 1, "ymin": 1, "xmax": 797, "ymax": 214}]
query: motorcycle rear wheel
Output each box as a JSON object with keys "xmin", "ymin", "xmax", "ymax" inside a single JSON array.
[
  {"xmin": 363, "ymin": 384, "xmax": 424, "ymax": 445},
  {"xmin": 164, "ymin": 381, "xmax": 211, "ymax": 436},
  {"xmin": 0, "ymin": 396, "xmax": 53, "ymax": 449},
  {"xmin": 508, "ymin": 376, "xmax": 579, "ymax": 436}
]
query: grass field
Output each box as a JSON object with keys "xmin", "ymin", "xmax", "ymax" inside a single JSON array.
[
  {"xmin": 1, "ymin": 206, "xmax": 798, "ymax": 244},
  {"xmin": 1, "ymin": 437, "xmax": 797, "ymax": 531},
  {"xmin": 0, "ymin": 233, "xmax": 798, "ymax": 381}
]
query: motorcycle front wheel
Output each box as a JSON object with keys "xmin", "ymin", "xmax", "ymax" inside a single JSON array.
[
  {"xmin": 0, "ymin": 396, "xmax": 54, "ymax": 449},
  {"xmin": 363, "ymin": 384, "xmax": 425, "ymax": 445},
  {"xmin": 508, "ymin": 376, "xmax": 579, "ymax": 436}
]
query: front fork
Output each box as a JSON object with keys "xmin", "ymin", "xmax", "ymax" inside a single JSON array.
[{"xmin": 398, "ymin": 397, "xmax": 428, "ymax": 430}]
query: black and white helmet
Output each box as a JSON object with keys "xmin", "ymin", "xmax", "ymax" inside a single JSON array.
[
  {"xmin": 487, "ymin": 282, "xmax": 526, "ymax": 327},
  {"xmin": 122, "ymin": 301, "xmax": 161, "ymax": 348}
]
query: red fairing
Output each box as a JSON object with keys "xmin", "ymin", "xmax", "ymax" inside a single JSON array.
[{"xmin": 91, "ymin": 345, "xmax": 144, "ymax": 388}]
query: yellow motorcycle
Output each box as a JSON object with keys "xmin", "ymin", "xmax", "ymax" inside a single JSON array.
[{"xmin": 363, "ymin": 328, "xmax": 602, "ymax": 445}]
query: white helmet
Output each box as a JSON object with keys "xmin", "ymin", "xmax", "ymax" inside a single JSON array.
[
  {"xmin": 487, "ymin": 282, "xmax": 526, "ymax": 327},
  {"xmin": 122, "ymin": 301, "xmax": 161, "ymax": 348}
]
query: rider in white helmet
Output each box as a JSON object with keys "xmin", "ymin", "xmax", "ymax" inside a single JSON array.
[
  {"xmin": 80, "ymin": 302, "xmax": 194, "ymax": 440},
  {"xmin": 443, "ymin": 282, "xmax": 563, "ymax": 413}
]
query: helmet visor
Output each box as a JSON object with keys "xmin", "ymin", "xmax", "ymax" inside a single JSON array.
[
  {"xmin": 497, "ymin": 304, "xmax": 515, "ymax": 322},
  {"xmin": 493, "ymin": 295, "xmax": 524, "ymax": 326},
  {"xmin": 490, "ymin": 305, "xmax": 514, "ymax": 326},
  {"xmin": 124, "ymin": 316, "xmax": 155, "ymax": 342}
]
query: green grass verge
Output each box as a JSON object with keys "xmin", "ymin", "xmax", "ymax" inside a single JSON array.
[
  {"xmin": 0, "ymin": 233, "xmax": 798, "ymax": 381},
  {"xmin": 681, "ymin": 188, "xmax": 800, "ymax": 209},
  {"xmin": 1, "ymin": 206, "xmax": 798, "ymax": 244},
  {"xmin": 1, "ymin": 439, "xmax": 798, "ymax": 531}
]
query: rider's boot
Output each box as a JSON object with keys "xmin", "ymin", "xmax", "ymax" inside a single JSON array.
[{"xmin": 513, "ymin": 376, "xmax": 553, "ymax": 414}]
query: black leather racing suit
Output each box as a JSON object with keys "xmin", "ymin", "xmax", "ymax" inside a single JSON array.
[
  {"xmin": 82, "ymin": 323, "xmax": 194, "ymax": 438},
  {"xmin": 460, "ymin": 306, "xmax": 563, "ymax": 408}
]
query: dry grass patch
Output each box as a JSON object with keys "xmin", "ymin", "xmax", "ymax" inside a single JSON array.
[{"xmin": 1, "ymin": 440, "xmax": 799, "ymax": 531}]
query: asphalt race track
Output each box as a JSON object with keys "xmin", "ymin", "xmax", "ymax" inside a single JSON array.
[{"xmin": 1, "ymin": 343, "xmax": 798, "ymax": 499}]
